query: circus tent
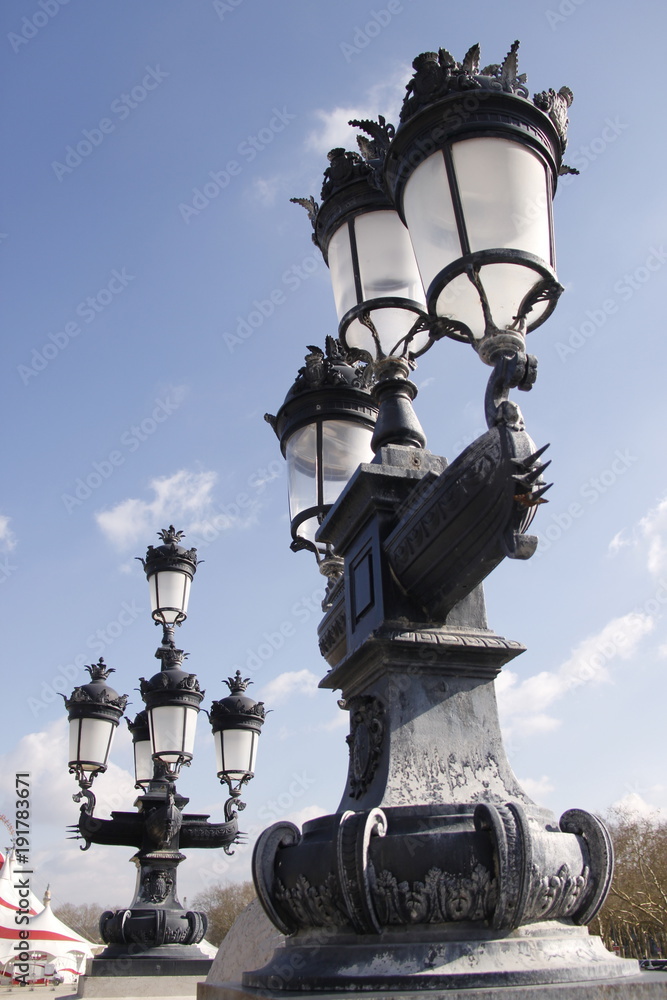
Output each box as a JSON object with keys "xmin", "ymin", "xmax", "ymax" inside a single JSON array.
[{"xmin": 0, "ymin": 850, "xmax": 94, "ymax": 984}]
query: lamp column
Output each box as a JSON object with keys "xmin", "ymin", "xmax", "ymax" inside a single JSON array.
[{"xmin": 213, "ymin": 40, "xmax": 663, "ymax": 999}]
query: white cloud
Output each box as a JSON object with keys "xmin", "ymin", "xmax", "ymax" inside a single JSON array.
[
  {"xmin": 637, "ymin": 496, "xmax": 667, "ymax": 576},
  {"xmin": 95, "ymin": 468, "xmax": 257, "ymax": 551},
  {"xmin": 260, "ymin": 670, "xmax": 319, "ymax": 705},
  {"xmin": 518, "ymin": 774, "xmax": 555, "ymax": 800},
  {"xmin": 610, "ymin": 791, "xmax": 667, "ymax": 822},
  {"xmin": 0, "ymin": 514, "xmax": 16, "ymax": 551},
  {"xmin": 609, "ymin": 494, "xmax": 667, "ymax": 577},
  {"xmin": 248, "ymin": 175, "xmax": 282, "ymax": 207},
  {"xmin": 286, "ymin": 804, "xmax": 327, "ymax": 830},
  {"xmin": 304, "ymin": 70, "xmax": 409, "ymax": 156},
  {"xmin": 319, "ymin": 711, "xmax": 349, "ymax": 732},
  {"xmin": 497, "ymin": 612, "xmax": 654, "ymax": 738},
  {"xmin": 608, "ymin": 529, "xmax": 630, "ymax": 556},
  {"xmin": 0, "ymin": 718, "xmax": 136, "ymax": 831}
]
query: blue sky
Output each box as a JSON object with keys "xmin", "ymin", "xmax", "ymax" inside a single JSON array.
[{"xmin": 1, "ymin": 0, "xmax": 666, "ymax": 910}]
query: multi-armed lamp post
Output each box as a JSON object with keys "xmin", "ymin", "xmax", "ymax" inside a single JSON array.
[
  {"xmin": 223, "ymin": 41, "xmax": 652, "ymax": 996},
  {"xmin": 64, "ymin": 527, "xmax": 266, "ymax": 978}
]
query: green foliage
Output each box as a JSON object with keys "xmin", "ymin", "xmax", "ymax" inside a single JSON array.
[
  {"xmin": 590, "ymin": 809, "xmax": 667, "ymax": 959},
  {"xmin": 191, "ymin": 880, "xmax": 256, "ymax": 947}
]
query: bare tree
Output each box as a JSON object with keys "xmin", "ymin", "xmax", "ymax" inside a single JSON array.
[
  {"xmin": 192, "ymin": 880, "xmax": 256, "ymax": 947},
  {"xmin": 590, "ymin": 809, "xmax": 667, "ymax": 960},
  {"xmin": 53, "ymin": 902, "xmax": 105, "ymax": 944}
]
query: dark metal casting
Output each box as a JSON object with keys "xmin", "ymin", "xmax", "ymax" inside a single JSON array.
[
  {"xmin": 266, "ymin": 338, "xmax": 377, "ymax": 562},
  {"xmin": 137, "ymin": 525, "xmax": 199, "ymax": 629},
  {"xmin": 234, "ymin": 36, "xmax": 639, "ymax": 998},
  {"xmin": 64, "ymin": 532, "xmax": 267, "ymax": 967},
  {"xmin": 139, "ymin": 525, "xmax": 199, "ymax": 582},
  {"xmin": 63, "ymin": 658, "xmax": 128, "ymax": 788},
  {"xmin": 209, "ymin": 671, "xmax": 266, "ymax": 794}
]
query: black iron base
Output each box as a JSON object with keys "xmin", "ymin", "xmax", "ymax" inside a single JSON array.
[{"xmin": 199, "ymin": 976, "xmax": 667, "ymax": 1000}]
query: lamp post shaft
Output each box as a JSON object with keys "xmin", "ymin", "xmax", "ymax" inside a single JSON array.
[{"xmin": 245, "ymin": 436, "xmax": 637, "ymax": 992}]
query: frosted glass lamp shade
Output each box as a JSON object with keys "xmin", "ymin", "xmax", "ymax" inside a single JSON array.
[
  {"xmin": 402, "ymin": 137, "xmax": 558, "ymax": 341},
  {"xmin": 148, "ymin": 703, "xmax": 198, "ymax": 766},
  {"xmin": 68, "ymin": 715, "xmax": 116, "ymax": 774},
  {"xmin": 286, "ymin": 418, "xmax": 374, "ymax": 546},
  {"xmin": 327, "ymin": 210, "xmax": 429, "ymax": 359},
  {"xmin": 209, "ymin": 671, "xmax": 266, "ymax": 790},
  {"xmin": 214, "ymin": 727, "xmax": 260, "ymax": 784},
  {"xmin": 133, "ymin": 737, "xmax": 154, "ymax": 786},
  {"xmin": 64, "ymin": 659, "xmax": 127, "ymax": 781},
  {"xmin": 149, "ymin": 569, "xmax": 192, "ymax": 625},
  {"xmin": 267, "ymin": 342, "xmax": 377, "ymax": 559},
  {"xmin": 139, "ymin": 526, "xmax": 198, "ymax": 626}
]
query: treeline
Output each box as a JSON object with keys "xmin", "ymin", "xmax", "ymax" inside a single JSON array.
[{"xmin": 589, "ymin": 810, "xmax": 667, "ymax": 959}]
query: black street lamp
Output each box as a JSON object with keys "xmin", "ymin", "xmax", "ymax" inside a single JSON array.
[
  {"xmin": 210, "ymin": 672, "xmax": 266, "ymax": 797},
  {"xmin": 266, "ymin": 337, "xmax": 377, "ymax": 570},
  {"xmin": 65, "ymin": 528, "xmax": 266, "ymax": 981},
  {"xmin": 65, "ymin": 659, "xmax": 127, "ymax": 794},
  {"xmin": 140, "ymin": 524, "xmax": 199, "ymax": 631},
  {"xmin": 224, "ymin": 40, "xmax": 654, "ymax": 998}
]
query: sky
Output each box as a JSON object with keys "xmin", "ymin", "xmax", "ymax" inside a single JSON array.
[{"xmin": 1, "ymin": 0, "xmax": 666, "ymax": 913}]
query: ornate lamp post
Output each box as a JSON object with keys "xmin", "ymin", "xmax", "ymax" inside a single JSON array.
[
  {"xmin": 220, "ymin": 41, "xmax": 656, "ymax": 997},
  {"xmin": 65, "ymin": 527, "xmax": 266, "ymax": 980},
  {"xmin": 265, "ymin": 337, "xmax": 377, "ymax": 591}
]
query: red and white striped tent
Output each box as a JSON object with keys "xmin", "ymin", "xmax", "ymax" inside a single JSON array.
[{"xmin": 0, "ymin": 850, "xmax": 94, "ymax": 984}]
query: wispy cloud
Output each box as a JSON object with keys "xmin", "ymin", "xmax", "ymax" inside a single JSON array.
[
  {"xmin": 638, "ymin": 495, "xmax": 667, "ymax": 576},
  {"xmin": 610, "ymin": 790, "xmax": 667, "ymax": 822},
  {"xmin": 0, "ymin": 718, "xmax": 135, "ymax": 829},
  {"xmin": 304, "ymin": 70, "xmax": 409, "ymax": 156},
  {"xmin": 497, "ymin": 611, "xmax": 655, "ymax": 739},
  {"xmin": 95, "ymin": 468, "xmax": 253, "ymax": 551},
  {"xmin": 247, "ymin": 175, "xmax": 283, "ymax": 207},
  {"xmin": 608, "ymin": 493, "xmax": 667, "ymax": 576},
  {"xmin": 260, "ymin": 669, "xmax": 319, "ymax": 705},
  {"xmin": 518, "ymin": 774, "xmax": 555, "ymax": 801},
  {"xmin": 0, "ymin": 514, "xmax": 17, "ymax": 551}
]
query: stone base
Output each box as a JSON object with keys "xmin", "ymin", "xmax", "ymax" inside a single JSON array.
[
  {"xmin": 199, "ymin": 975, "xmax": 667, "ymax": 999},
  {"xmin": 78, "ymin": 953, "xmax": 212, "ymax": 997},
  {"xmin": 242, "ymin": 923, "xmax": 640, "ymax": 992},
  {"xmin": 78, "ymin": 973, "xmax": 205, "ymax": 997}
]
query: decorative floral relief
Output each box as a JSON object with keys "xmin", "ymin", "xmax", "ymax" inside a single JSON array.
[
  {"xmin": 274, "ymin": 874, "xmax": 349, "ymax": 929},
  {"xmin": 527, "ymin": 863, "xmax": 590, "ymax": 922},
  {"xmin": 369, "ymin": 862, "xmax": 496, "ymax": 925},
  {"xmin": 346, "ymin": 697, "xmax": 385, "ymax": 799}
]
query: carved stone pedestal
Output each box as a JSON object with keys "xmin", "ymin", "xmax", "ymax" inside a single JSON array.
[
  {"xmin": 234, "ymin": 442, "xmax": 654, "ymax": 994},
  {"xmin": 201, "ymin": 973, "xmax": 667, "ymax": 1000}
]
